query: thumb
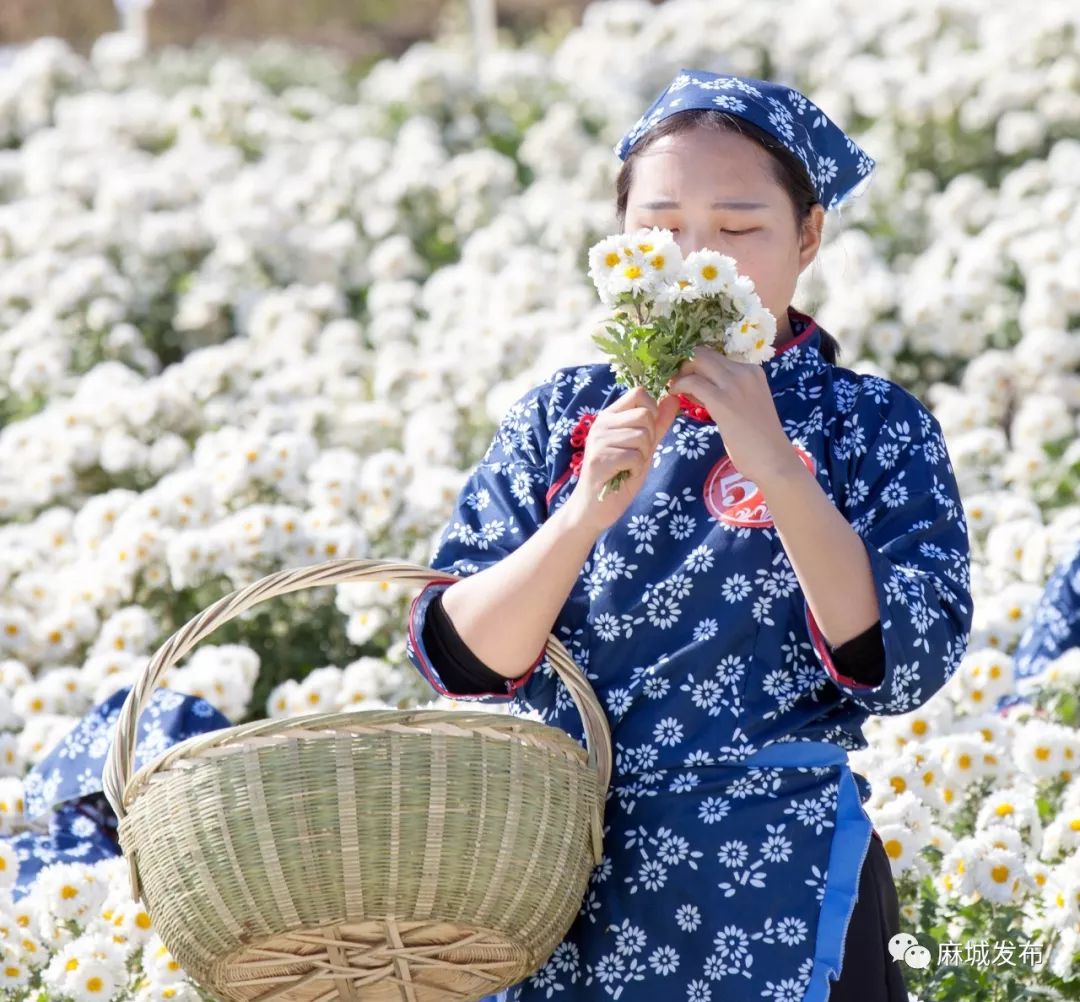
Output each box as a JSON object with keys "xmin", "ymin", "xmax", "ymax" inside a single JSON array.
[{"xmin": 653, "ymin": 391, "xmax": 681, "ymax": 445}]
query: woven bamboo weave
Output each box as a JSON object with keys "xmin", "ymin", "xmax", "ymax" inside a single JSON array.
[{"xmin": 101, "ymin": 558, "xmax": 612, "ymax": 1002}]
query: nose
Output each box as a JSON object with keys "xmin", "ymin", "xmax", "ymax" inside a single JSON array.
[{"xmin": 676, "ymin": 229, "xmax": 733, "ymax": 258}]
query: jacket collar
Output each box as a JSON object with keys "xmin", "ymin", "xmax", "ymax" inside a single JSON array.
[{"xmin": 763, "ymin": 306, "xmax": 829, "ymax": 390}]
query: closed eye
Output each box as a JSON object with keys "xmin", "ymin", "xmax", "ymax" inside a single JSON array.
[{"xmin": 668, "ymin": 227, "xmax": 756, "ymax": 236}]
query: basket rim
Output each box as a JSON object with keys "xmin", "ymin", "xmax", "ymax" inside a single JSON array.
[{"xmin": 123, "ymin": 706, "xmax": 595, "ymax": 805}]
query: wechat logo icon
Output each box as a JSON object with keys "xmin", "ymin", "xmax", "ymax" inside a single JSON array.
[{"xmin": 889, "ymin": 933, "xmax": 931, "ymax": 969}]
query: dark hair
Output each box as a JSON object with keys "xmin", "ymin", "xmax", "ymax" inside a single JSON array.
[{"xmin": 614, "ymin": 107, "xmax": 841, "ymax": 365}]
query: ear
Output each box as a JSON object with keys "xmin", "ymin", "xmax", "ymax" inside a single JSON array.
[{"xmin": 798, "ymin": 203, "xmax": 825, "ymax": 271}]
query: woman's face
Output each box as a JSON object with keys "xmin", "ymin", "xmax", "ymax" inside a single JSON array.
[{"xmin": 623, "ymin": 125, "xmax": 824, "ymax": 343}]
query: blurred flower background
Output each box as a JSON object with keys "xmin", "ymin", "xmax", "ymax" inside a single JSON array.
[{"xmin": 0, "ymin": 0, "xmax": 1079, "ymax": 998}]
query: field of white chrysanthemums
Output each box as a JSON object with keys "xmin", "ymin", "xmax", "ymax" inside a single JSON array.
[{"xmin": 0, "ymin": 0, "xmax": 1079, "ymax": 998}]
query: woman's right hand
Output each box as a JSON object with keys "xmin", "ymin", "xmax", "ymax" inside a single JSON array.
[{"xmin": 563, "ymin": 385, "xmax": 682, "ymax": 534}]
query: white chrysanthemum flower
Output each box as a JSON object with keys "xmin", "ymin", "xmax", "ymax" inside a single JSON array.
[
  {"xmin": 90, "ymin": 889, "xmax": 157, "ymax": 954},
  {"xmin": 723, "ymin": 304, "xmax": 777, "ymax": 364},
  {"xmin": 871, "ymin": 753, "xmax": 924, "ymax": 802},
  {"xmin": 961, "ymin": 491, "xmax": 1004, "ymax": 537},
  {"xmin": 681, "ymin": 248, "xmax": 738, "ymax": 297},
  {"xmin": 0, "ymin": 836, "xmax": 20, "ymax": 885},
  {"xmin": 71, "ymin": 955, "xmax": 122, "ymax": 1001},
  {"xmin": 344, "ymin": 604, "xmax": 391, "ymax": 647},
  {"xmin": 591, "ymin": 233, "xmax": 630, "ymax": 302},
  {"xmin": 954, "ymin": 647, "xmax": 1015, "ymax": 711},
  {"xmin": 975, "ymin": 787, "xmax": 1042, "ymax": 846},
  {"xmin": 334, "ymin": 579, "xmax": 413, "ymax": 614},
  {"xmin": 658, "ymin": 275, "xmax": 705, "ymax": 310},
  {"xmin": 143, "ymin": 935, "xmax": 186, "ymax": 984},
  {"xmin": 630, "ymin": 226, "xmax": 682, "ymax": 284},
  {"xmin": 335, "ymin": 657, "xmax": 399, "ymax": 710},
  {"xmin": 874, "ymin": 789, "xmax": 935, "ymax": 835},
  {"xmin": 949, "ymin": 717, "xmax": 1009, "ymax": 780},
  {"xmin": 605, "ymin": 254, "xmax": 662, "ymax": 300},
  {"xmin": 37, "ymin": 862, "xmax": 109, "ymax": 923},
  {"xmin": 1025, "ymin": 859, "xmax": 1052, "ymax": 899},
  {"xmin": 1041, "ymin": 858, "xmax": 1080, "ymax": 930},
  {"xmin": 974, "ymin": 825, "xmax": 1027, "ymax": 858},
  {"xmin": 938, "ymin": 837, "xmax": 983, "ymax": 898},
  {"xmin": 972, "ymin": 846, "xmax": 1030, "ymax": 904},
  {"xmin": 1039, "ymin": 804, "xmax": 1080, "ymax": 860},
  {"xmin": 42, "ymin": 932, "xmax": 126, "ymax": 998},
  {"xmin": 5, "ymin": 924, "xmax": 46, "ymax": 970},
  {"xmin": 17, "ymin": 713, "xmax": 78, "ymax": 766},
  {"xmin": 12, "ymin": 680, "xmax": 66, "ymax": 719},
  {"xmin": 0, "ymin": 951, "xmax": 31, "ymax": 991},
  {"xmin": 90, "ymin": 605, "xmax": 159, "ymax": 661},
  {"xmin": 266, "ymin": 678, "xmax": 300, "ymax": 719},
  {"xmin": 926, "ymin": 823, "xmax": 956, "ymax": 856},
  {"xmin": 294, "ymin": 666, "xmax": 343, "ymax": 714},
  {"xmin": 990, "ymin": 583, "xmax": 1045, "ymax": 650},
  {"xmin": 0, "ymin": 606, "xmax": 34, "ymax": 660},
  {"xmin": 7, "ymin": 886, "xmax": 55, "ymax": 945},
  {"xmin": 0, "ymin": 661, "xmax": 32, "ymax": 695},
  {"xmin": 889, "ymin": 700, "xmax": 956, "ymax": 747},
  {"xmin": 80, "ymin": 652, "xmax": 145, "ymax": 693},
  {"xmin": 875, "ymin": 824, "xmax": 919, "ymax": 877},
  {"xmin": 0, "ymin": 774, "xmax": 27, "ymax": 828},
  {"xmin": 893, "ymin": 746, "xmax": 949, "ymax": 807},
  {"xmin": 1014, "ymin": 720, "xmax": 1075, "ymax": 782},
  {"xmin": 134, "ymin": 978, "xmax": 203, "ymax": 1001}
]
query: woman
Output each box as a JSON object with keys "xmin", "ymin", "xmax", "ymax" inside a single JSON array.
[
  {"xmin": 1013, "ymin": 540, "xmax": 1080, "ymax": 680},
  {"xmin": 1, "ymin": 683, "xmax": 231, "ymax": 900},
  {"xmin": 405, "ymin": 68, "xmax": 973, "ymax": 1002}
]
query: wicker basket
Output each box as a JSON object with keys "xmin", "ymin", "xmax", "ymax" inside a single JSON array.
[{"xmin": 101, "ymin": 557, "xmax": 612, "ymax": 1002}]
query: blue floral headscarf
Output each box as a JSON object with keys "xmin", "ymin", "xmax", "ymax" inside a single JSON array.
[{"xmin": 613, "ymin": 68, "xmax": 876, "ymax": 212}]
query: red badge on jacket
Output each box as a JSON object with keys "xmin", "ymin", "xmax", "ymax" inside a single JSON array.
[{"xmin": 704, "ymin": 446, "xmax": 816, "ymax": 528}]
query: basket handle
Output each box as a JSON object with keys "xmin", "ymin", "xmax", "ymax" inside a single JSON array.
[{"xmin": 102, "ymin": 557, "xmax": 612, "ymax": 848}]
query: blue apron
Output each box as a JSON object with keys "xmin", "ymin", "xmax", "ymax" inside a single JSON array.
[{"xmin": 406, "ymin": 307, "xmax": 974, "ymax": 1001}]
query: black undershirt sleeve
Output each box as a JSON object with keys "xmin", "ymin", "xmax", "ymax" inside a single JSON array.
[
  {"xmin": 421, "ymin": 589, "xmax": 520, "ymax": 694},
  {"xmin": 423, "ymin": 589, "xmax": 887, "ymax": 694},
  {"xmin": 828, "ymin": 619, "xmax": 886, "ymax": 686}
]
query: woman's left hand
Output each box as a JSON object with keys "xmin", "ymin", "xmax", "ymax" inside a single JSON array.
[{"xmin": 666, "ymin": 345, "xmax": 802, "ymax": 487}]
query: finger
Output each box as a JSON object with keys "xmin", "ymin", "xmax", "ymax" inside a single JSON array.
[
  {"xmin": 604, "ymin": 406, "xmax": 659, "ymax": 426},
  {"xmin": 610, "ymin": 386, "xmax": 655, "ymax": 412},
  {"xmin": 611, "ymin": 426, "xmax": 653, "ymax": 465},
  {"xmin": 604, "ymin": 445, "xmax": 648, "ymax": 478},
  {"xmin": 668, "ymin": 374, "xmax": 716, "ymax": 402},
  {"xmin": 653, "ymin": 392, "xmax": 681, "ymax": 442}
]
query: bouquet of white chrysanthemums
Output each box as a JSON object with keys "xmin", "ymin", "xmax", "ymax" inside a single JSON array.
[{"xmin": 587, "ymin": 226, "xmax": 778, "ymax": 498}]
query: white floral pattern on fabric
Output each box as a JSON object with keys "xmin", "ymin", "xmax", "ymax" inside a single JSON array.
[
  {"xmin": 3, "ymin": 684, "xmax": 233, "ymax": 900},
  {"xmin": 1013, "ymin": 542, "xmax": 1080, "ymax": 678}
]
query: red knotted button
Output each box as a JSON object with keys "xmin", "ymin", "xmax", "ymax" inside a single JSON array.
[
  {"xmin": 569, "ymin": 412, "xmax": 597, "ymax": 448},
  {"xmin": 676, "ymin": 393, "xmax": 712, "ymax": 423}
]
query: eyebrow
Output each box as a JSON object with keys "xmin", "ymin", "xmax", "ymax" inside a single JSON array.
[{"xmin": 638, "ymin": 199, "xmax": 769, "ymax": 210}]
